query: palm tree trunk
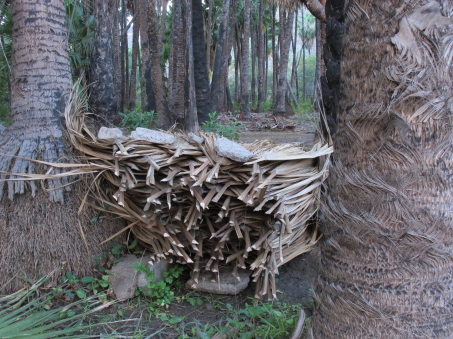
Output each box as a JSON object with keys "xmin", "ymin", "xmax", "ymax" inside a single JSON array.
[
  {"xmin": 147, "ymin": 0, "xmax": 170, "ymax": 128},
  {"xmin": 182, "ymin": 0, "xmax": 198, "ymax": 132},
  {"xmin": 128, "ymin": 0, "xmax": 139, "ymax": 110},
  {"xmin": 240, "ymin": 0, "xmax": 251, "ymax": 118},
  {"xmin": 256, "ymin": 0, "xmax": 265, "ymax": 112},
  {"xmin": 168, "ymin": 0, "xmax": 185, "ymax": 124},
  {"xmin": 89, "ymin": 0, "xmax": 119, "ymax": 123},
  {"xmin": 0, "ymin": 0, "xmax": 123, "ymax": 292},
  {"xmin": 273, "ymin": 9, "xmax": 293, "ymax": 116},
  {"xmin": 271, "ymin": 4, "xmax": 277, "ymax": 107},
  {"xmin": 192, "ymin": 0, "xmax": 212, "ymax": 123},
  {"xmin": 138, "ymin": 0, "xmax": 156, "ymax": 112},
  {"xmin": 211, "ymin": 0, "xmax": 230, "ymax": 114},
  {"xmin": 310, "ymin": 1, "xmax": 453, "ymax": 337}
]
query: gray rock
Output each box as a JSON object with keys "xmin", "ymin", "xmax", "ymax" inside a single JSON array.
[
  {"xmin": 130, "ymin": 127, "xmax": 175, "ymax": 144},
  {"xmin": 137, "ymin": 259, "xmax": 169, "ymax": 289},
  {"xmin": 185, "ymin": 267, "xmax": 250, "ymax": 295},
  {"xmin": 188, "ymin": 132, "xmax": 204, "ymax": 144},
  {"xmin": 214, "ymin": 137, "xmax": 254, "ymax": 162},
  {"xmin": 97, "ymin": 127, "xmax": 126, "ymax": 143},
  {"xmin": 0, "ymin": 124, "xmax": 5, "ymax": 134},
  {"xmin": 108, "ymin": 254, "xmax": 169, "ymax": 301}
]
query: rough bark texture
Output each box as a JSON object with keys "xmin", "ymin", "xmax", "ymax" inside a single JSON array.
[
  {"xmin": 183, "ymin": 0, "xmax": 199, "ymax": 132},
  {"xmin": 273, "ymin": 9, "xmax": 294, "ymax": 116},
  {"xmin": 147, "ymin": 0, "xmax": 170, "ymax": 128},
  {"xmin": 89, "ymin": 0, "xmax": 119, "ymax": 124},
  {"xmin": 310, "ymin": 0, "xmax": 453, "ymax": 337},
  {"xmin": 210, "ymin": 0, "xmax": 230, "ymax": 114},
  {"xmin": 128, "ymin": 0, "xmax": 139, "ymax": 110},
  {"xmin": 138, "ymin": 0, "xmax": 156, "ymax": 112},
  {"xmin": 256, "ymin": 0, "xmax": 265, "ymax": 111},
  {"xmin": 192, "ymin": 0, "xmax": 212, "ymax": 124},
  {"xmin": 240, "ymin": 0, "xmax": 251, "ymax": 118},
  {"xmin": 168, "ymin": 0, "xmax": 185, "ymax": 124},
  {"xmin": 0, "ymin": 0, "xmax": 123, "ymax": 292}
]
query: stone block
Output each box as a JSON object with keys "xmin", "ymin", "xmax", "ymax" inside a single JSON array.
[
  {"xmin": 108, "ymin": 254, "xmax": 169, "ymax": 301},
  {"xmin": 214, "ymin": 137, "xmax": 254, "ymax": 162},
  {"xmin": 97, "ymin": 127, "xmax": 126, "ymax": 143},
  {"xmin": 185, "ymin": 267, "xmax": 250, "ymax": 295},
  {"xmin": 130, "ymin": 127, "xmax": 175, "ymax": 144}
]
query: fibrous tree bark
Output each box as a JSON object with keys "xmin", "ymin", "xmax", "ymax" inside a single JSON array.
[
  {"xmin": 182, "ymin": 0, "xmax": 198, "ymax": 132},
  {"xmin": 240, "ymin": 0, "xmax": 251, "ymax": 118},
  {"xmin": 147, "ymin": 0, "xmax": 171, "ymax": 128},
  {"xmin": 0, "ymin": 0, "xmax": 122, "ymax": 292},
  {"xmin": 211, "ymin": 0, "xmax": 230, "ymax": 114},
  {"xmin": 256, "ymin": 0, "xmax": 265, "ymax": 112},
  {"xmin": 168, "ymin": 0, "xmax": 185, "ymax": 124},
  {"xmin": 273, "ymin": 8, "xmax": 293, "ymax": 116},
  {"xmin": 138, "ymin": 0, "xmax": 156, "ymax": 112},
  {"xmin": 89, "ymin": 0, "xmax": 119, "ymax": 124},
  {"xmin": 192, "ymin": 0, "xmax": 212, "ymax": 123},
  {"xmin": 128, "ymin": 0, "xmax": 139, "ymax": 110},
  {"xmin": 310, "ymin": 1, "xmax": 453, "ymax": 337}
]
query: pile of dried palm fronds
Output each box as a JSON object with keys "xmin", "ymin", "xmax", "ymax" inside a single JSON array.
[{"xmin": 64, "ymin": 97, "xmax": 332, "ymax": 300}]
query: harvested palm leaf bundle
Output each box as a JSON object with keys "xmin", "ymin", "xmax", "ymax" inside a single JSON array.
[{"xmin": 65, "ymin": 102, "xmax": 332, "ymax": 300}]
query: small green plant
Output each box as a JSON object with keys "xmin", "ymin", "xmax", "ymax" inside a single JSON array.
[
  {"xmin": 133, "ymin": 263, "xmax": 184, "ymax": 315},
  {"xmin": 119, "ymin": 108, "xmax": 157, "ymax": 130},
  {"xmin": 184, "ymin": 300, "xmax": 302, "ymax": 339},
  {"xmin": 201, "ymin": 112, "xmax": 242, "ymax": 140}
]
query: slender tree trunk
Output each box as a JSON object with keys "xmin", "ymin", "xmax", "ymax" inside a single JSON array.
[
  {"xmin": 206, "ymin": 0, "xmax": 214, "ymax": 72},
  {"xmin": 182, "ymin": 0, "xmax": 198, "ymax": 132},
  {"xmin": 256, "ymin": 0, "xmax": 265, "ymax": 112},
  {"xmin": 211, "ymin": 0, "xmax": 230, "ymax": 113},
  {"xmin": 113, "ymin": 0, "xmax": 122, "ymax": 113},
  {"xmin": 234, "ymin": 25, "xmax": 241, "ymax": 102},
  {"xmin": 139, "ymin": 0, "xmax": 156, "ymax": 112},
  {"xmin": 0, "ymin": 0, "xmax": 123, "ymax": 292},
  {"xmin": 129, "ymin": 0, "xmax": 139, "ymax": 110},
  {"xmin": 192, "ymin": 0, "xmax": 212, "ymax": 123},
  {"xmin": 240, "ymin": 0, "xmax": 251, "ymax": 118},
  {"xmin": 302, "ymin": 7, "xmax": 306, "ymax": 102},
  {"xmin": 310, "ymin": 1, "xmax": 453, "ymax": 337},
  {"xmin": 168, "ymin": 0, "xmax": 185, "ymax": 124},
  {"xmin": 89, "ymin": 0, "xmax": 119, "ymax": 124},
  {"xmin": 273, "ymin": 9, "xmax": 294, "ymax": 116},
  {"xmin": 250, "ymin": 25, "xmax": 256, "ymax": 105},
  {"xmin": 121, "ymin": 0, "xmax": 128, "ymax": 113},
  {"xmin": 290, "ymin": 9, "xmax": 298, "ymax": 89},
  {"xmin": 158, "ymin": 0, "xmax": 168, "ymax": 58},
  {"xmin": 271, "ymin": 4, "xmax": 277, "ymax": 107},
  {"xmin": 147, "ymin": 0, "xmax": 170, "ymax": 128}
]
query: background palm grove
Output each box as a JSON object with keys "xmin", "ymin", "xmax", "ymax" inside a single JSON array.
[{"xmin": 1, "ymin": 0, "xmax": 453, "ymax": 338}]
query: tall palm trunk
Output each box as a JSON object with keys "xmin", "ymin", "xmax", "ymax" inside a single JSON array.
[
  {"xmin": 310, "ymin": 1, "xmax": 453, "ymax": 337},
  {"xmin": 128, "ymin": 0, "xmax": 139, "ymax": 110},
  {"xmin": 89, "ymin": 0, "xmax": 119, "ymax": 123},
  {"xmin": 0, "ymin": 0, "xmax": 122, "ymax": 292},
  {"xmin": 138, "ymin": 0, "xmax": 156, "ymax": 112},
  {"xmin": 211, "ymin": 0, "xmax": 230, "ymax": 114},
  {"xmin": 273, "ymin": 9, "xmax": 293, "ymax": 116},
  {"xmin": 192, "ymin": 0, "xmax": 212, "ymax": 123},
  {"xmin": 256, "ymin": 0, "xmax": 265, "ymax": 112},
  {"xmin": 168, "ymin": 0, "xmax": 185, "ymax": 124},
  {"xmin": 240, "ymin": 0, "xmax": 251, "ymax": 118},
  {"xmin": 147, "ymin": 0, "xmax": 170, "ymax": 128}
]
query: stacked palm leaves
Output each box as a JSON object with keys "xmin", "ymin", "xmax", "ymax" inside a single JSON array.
[{"xmin": 65, "ymin": 104, "xmax": 332, "ymax": 300}]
